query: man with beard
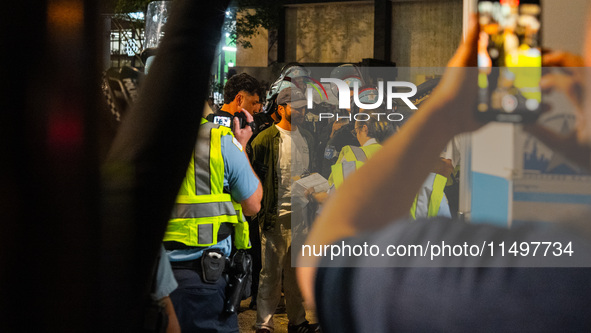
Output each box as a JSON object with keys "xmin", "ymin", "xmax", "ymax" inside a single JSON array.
[{"xmin": 250, "ymin": 87, "xmax": 319, "ymax": 333}]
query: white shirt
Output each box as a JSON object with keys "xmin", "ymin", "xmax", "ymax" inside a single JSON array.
[
  {"xmin": 276, "ymin": 125, "xmax": 309, "ymax": 216},
  {"xmin": 363, "ymin": 138, "xmax": 379, "ymax": 147}
]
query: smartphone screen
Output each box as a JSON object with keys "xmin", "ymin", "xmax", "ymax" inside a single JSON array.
[{"xmin": 477, "ymin": 0, "xmax": 542, "ymax": 122}]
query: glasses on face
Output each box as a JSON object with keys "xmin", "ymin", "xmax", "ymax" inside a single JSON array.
[{"xmin": 351, "ymin": 124, "xmax": 366, "ymax": 136}]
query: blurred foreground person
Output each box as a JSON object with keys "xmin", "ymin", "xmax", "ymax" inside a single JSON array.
[
  {"xmin": 101, "ymin": 0, "xmax": 244, "ymax": 331},
  {"xmin": 298, "ymin": 15, "xmax": 591, "ymax": 332}
]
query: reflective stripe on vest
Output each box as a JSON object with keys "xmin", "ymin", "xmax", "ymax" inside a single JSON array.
[
  {"xmin": 349, "ymin": 146, "xmax": 367, "ymax": 162},
  {"xmin": 410, "ymin": 173, "xmax": 448, "ymax": 219},
  {"xmin": 328, "ymin": 144, "xmax": 382, "ymax": 188},
  {"xmin": 164, "ymin": 118, "xmax": 250, "ymax": 249},
  {"xmin": 330, "ymin": 160, "xmax": 364, "ymax": 188}
]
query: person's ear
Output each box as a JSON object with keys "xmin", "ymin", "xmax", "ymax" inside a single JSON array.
[
  {"xmin": 277, "ymin": 104, "xmax": 285, "ymax": 116},
  {"xmin": 234, "ymin": 92, "xmax": 243, "ymax": 106}
]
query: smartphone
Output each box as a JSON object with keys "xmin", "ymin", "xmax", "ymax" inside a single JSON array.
[{"xmin": 476, "ymin": 0, "xmax": 542, "ymax": 123}]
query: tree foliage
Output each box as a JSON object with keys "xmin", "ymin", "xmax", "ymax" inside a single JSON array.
[
  {"xmin": 225, "ymin": 0, "xmax": 285, "ymax": 49},
  {"xmin": 112, "ymin": 0, "xmax": 284, "ymax": 53},
  {"xmin": 115, "ymin": 0, "xmax": 152, "ymax": 14}
]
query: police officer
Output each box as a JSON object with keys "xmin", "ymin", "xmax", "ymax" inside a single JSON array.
[
  {"xmin": 328, "ymin": 113, "xmax": 391, "ymax": 189},
  {"xmin": 164, "ymin": 111, "xmax": 263, "ymax": 332}
]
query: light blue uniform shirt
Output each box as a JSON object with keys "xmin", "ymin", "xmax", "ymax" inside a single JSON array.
[{"xmin": 153, "ymin": 245, "xmax": 178, "ymax": 300}]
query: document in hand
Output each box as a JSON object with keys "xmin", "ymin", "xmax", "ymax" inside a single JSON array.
[{"xmin": 292, "ymin": 173, "xmax": 330, "ymax": 204}]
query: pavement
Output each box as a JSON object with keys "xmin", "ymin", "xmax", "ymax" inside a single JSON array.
[{"xmin": 237, "ymin": 297, "xmax": 318, "ymax": 333}]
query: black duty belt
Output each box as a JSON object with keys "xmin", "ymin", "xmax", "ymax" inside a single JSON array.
[
  {"xmin": 170, "ymin": 249, "xmax": 228, "ymax": 285},
  {"xmin": 169, "ymin": 257, "xmax": 202, "ymax": 270}
]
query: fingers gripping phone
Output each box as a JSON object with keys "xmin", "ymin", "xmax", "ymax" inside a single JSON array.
[{"xmin": 476, "ymin": 0, "xmax": 542, "ymax": 123}]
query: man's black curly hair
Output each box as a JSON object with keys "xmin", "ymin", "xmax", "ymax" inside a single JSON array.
[{"xmin": 223, "ymin": 72, "xmax": 260, "ymax": 104}]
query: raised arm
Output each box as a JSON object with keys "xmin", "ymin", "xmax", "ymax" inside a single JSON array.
[
  {"xmin": 232, "ymin": 110, "xmax": 263, "ymax": 216},
  {"xmin": 297, "ymin": 15, "xmax": 483, "ymax": 306},
  {"xmin": 523, "ymin": 51, "xmax": 590, "ymax": 170}
]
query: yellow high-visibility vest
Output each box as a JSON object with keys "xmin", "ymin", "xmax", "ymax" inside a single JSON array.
[
  {"xmin": 329, "ymin": 143, "xmax": 447, "ymax": 219},
  {"xmin": 410, "ymin": 173, "xmax": 448, "ymax": 219},
  {"xmin": 328, "ymin": 144, "xmax": 382, "ymax": 188},
  {"xmin": 164, "ymin": 119, "xmax": 250, "ymax": 249}
]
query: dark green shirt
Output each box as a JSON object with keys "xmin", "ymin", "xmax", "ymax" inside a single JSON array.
[{"xmin": 250, "ymin": 124, "xmax": 315, "ymax": 231}]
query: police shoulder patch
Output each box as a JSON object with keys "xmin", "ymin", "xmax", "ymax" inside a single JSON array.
[{"xmin": 232, "ymin": 137, "xmax": 243, "ymax": 152}]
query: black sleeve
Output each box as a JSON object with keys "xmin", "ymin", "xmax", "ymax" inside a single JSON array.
[
  {"xmin": 313, "ymin": 219, "xmax": 591, "ymax": 332},
  {"xmin": 315, "ymin": 266, "xmax": 359, "ymax": 333}
]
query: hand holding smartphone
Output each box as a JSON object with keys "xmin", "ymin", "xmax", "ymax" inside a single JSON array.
[{"xmin": 476, "ymin": 0, "xmax": 542, "ymax": 123}]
